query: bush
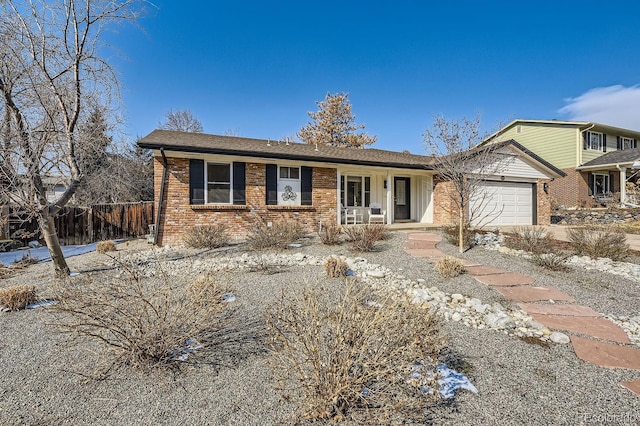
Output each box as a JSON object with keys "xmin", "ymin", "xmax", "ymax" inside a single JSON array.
[
  {"xmin": 343, "ymin": 224, "xmax": 386, "ymax": 252},
  {"xmin": 318, "ymin": 222, "xmax": 343, "ymax": 245},
  {"xmin": 442, "ymin": 224, "xmax": 474, "ymax": 250},
  {"xmin": 50, "ymin": 266, "xmax": 233, "ymax": 371},
  {"xmin": 435, "ymin": 256, "xmax": 464, "ymax": 278},
  {"xmin": 247, "ymin": 218, "xmax": 307, "ymax": 250},
  {"xmin": 265, "ymin": 281, "xmax": 444, "ymax": 423},
  {"xmin": 324, "ymin": 257, "xmax": 349, "ymax": 278},
  {"xmin": 0, "ymin": 285, "xmax": 37, "ymax": 310},
  {"xmin": 505, "ymin": 227, "xmax": 554, "ymax": 255},
  {"xmin": 96, "ymin": 240, "xmax": 117, "ymax": 254},
  {"xmin": 183, "ymin": 224, "xmax": 230, "ymax": 249},
  {"xmin": 567, "ymin": 226, "xmax": 629, "ymax": 261},
  {"xmin": 531, "ymin": 252, "xmax": 571, "ymax": 271},
  {"xmin": 12, "ymin": 253, "xmax": 38, "ymax": 269}
]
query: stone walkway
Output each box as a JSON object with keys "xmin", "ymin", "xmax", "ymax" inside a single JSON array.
[{"xmin": 403, "ymin": 231, "xmax": 640, "ymax": 398}]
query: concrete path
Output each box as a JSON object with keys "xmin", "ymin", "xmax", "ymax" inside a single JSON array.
[{"xmin": 403, "ymin": 231, "xmax": 640, "ymax": 397}]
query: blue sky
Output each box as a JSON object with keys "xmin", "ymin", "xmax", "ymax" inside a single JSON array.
[{"xmin": 109, "ymin": 1, "xmax": 640, "ymax": 154}]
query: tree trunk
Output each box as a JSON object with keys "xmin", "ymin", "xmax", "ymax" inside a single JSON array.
[
  {"xmin": 458, "ymin": 212, "xmax": 464, "ymax": 253},
  {"xmin": 39, "ymin": 213, "xmax": 69, "ymax": 277}
]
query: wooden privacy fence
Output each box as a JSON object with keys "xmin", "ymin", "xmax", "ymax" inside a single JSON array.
[{"xmin": 2, "ymin": 202, "xmax": 154, "ymax": 246}]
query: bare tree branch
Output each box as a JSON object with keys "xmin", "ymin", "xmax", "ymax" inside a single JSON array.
[{"xmin": 0, "ymin": 0, "xmax": 146, "ymax": 276}]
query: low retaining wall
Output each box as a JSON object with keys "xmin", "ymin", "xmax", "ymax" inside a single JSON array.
[{"xmin": 552, "ymin": 208, "xmax": 640, "ymax": 225}]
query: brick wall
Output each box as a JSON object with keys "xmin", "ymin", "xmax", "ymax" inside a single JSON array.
[
  {"xmin": 547, "ymin": 167, "xmax": 591, "ymax": 208},
  {"xmin": 536, "ymin": 179, "xmax": 552, "ymax": 225},
  {"xmin": 154, "ymin": 157, "xmax": 337, "ymax": 246},
  {"xmin": 432, "ymin": 178, "xmax": 459, "ymax": 225}
]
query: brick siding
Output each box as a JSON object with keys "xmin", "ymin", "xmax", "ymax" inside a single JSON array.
[
  {"xmin": 154, "ymin": 157, "xmax": 337, "ymax": 246},
  {"xmin": 547, "ymin": 167, "xmax": 591, "ymax": 208}
]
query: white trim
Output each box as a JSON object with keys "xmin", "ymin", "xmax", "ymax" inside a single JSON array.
[
  {"xmin": 621, "ymin": 136, "xmax": 634, "ymax": 150},
  {"xmin": 205, "ymin": 162, "xmax": 232, "ymax": 204},
  {"xmin": 586, "ymin": 131, "xmax": 604, "ymax": 151},
  {"xmin": 278, "ymin": 165, "xmax": 300, "ymax": 180},
  {"xmin": 592, "ymin": 172, "xmax": 610, "ymax": 195}
]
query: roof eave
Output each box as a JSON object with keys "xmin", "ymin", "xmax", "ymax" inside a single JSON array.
[{"xmin": 137, "ymin": 142, "xmax": 434, "ymax": 171}]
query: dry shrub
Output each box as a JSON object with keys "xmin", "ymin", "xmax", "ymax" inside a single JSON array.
[
  {"xmin": 343, "ymin": 224, "xmax": 386, "ymax": 252},
  {"xmin": 247, "ymin": 217, "xmax": 307, "ymax": 251},
  {"xmin": 505, "ymin": 226, "xmax": 554, "ymax": 255},
  {"xmin": 49, "ymin": 265, "xmax": 233, "ymax": 371},
  {"xmin": 442, "ymin": 224, "xmax": 474, "ymax": 250},
  {"xmin": 0, "ymin": 285, "xmax": 37, "ymax": 310},
  {"xmin": 12, "ymin": 253, "xmax": 39, "ymax": 269},
  {"xmin": 265, "ymin": 281, "xmax": 444, "ymax": 423},
  {"xmin": 435, "ymin": 256, "xmax": 464, "ymax": 278},
  {"xmin": 567, "ymin": 226, "xmax": 629, "ymax": 261},
  {"xmin": 0, "ymin": 266, "xmax": 12, "ymax": 279},
  {"xmin": 324, "ymin": 257, "xmax": 349, "ymax": 278},
  {"xmin": 183, "ymin": 224, "xmax": 230, "ymax": 249},
  {"xmin": 531, "ymin": 251, "xmax": 571, "ymax": 271},
  {"xmin": 96, "ymin": 240, "xmax": 117, "ymax": 254},
  {"xmin": 319, "ymin": 222, "xmax": 343, "ymax": 245}
]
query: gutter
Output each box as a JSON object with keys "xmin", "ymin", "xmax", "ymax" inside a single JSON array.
[{"xmin": 154, "ymin": 148, "xmax": 168, "ymax": 245}]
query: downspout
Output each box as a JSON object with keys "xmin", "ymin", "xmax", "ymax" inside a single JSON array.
[
  {"xmin": 154, "ymin": 148, "xmax": 168, "ymax": 245},
  {"xmin": 578, "ymin": 123, "xmax": 596, "ymax": 166}
]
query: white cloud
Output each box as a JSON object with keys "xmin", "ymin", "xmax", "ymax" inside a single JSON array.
[{"xmin": 558, "ymin": 85, "xmax": 640, "ymax": 131}]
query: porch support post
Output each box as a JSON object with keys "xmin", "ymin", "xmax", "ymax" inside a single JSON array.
[
  {"xmin": 336, "ymin": 169, "xmax": 341, "ymax": 224},
  {"xmin": 386, "ymin": 170, "xmax": 392, "ymax": 224},
  {"xmin": 620, "ymin": 166, "xmax": 627, "ymax": 205}
]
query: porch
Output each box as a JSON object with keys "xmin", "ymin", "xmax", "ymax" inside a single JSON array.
[{"xmin": 335, "ymin": 167, "xmax": 435, "ymax": 226}]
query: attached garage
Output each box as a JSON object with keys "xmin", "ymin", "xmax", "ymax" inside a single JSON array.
[{"xmin": 471, "ymin": 180, "xmax": 534, "ymax": 226}]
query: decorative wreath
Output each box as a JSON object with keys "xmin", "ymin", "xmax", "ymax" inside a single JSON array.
[{"xmin": 281, "ymin": 185, "xmax": 297, "ymax": 201}]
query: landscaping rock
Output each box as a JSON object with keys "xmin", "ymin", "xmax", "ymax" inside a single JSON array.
[{"xmin": 549, "ymin": 331, "xmax": 570, "ymax": 344}]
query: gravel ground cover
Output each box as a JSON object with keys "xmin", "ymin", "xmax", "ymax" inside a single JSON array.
[{"xmin": 1, "ymin": 232, "xmax": 639, "ymax": 425}]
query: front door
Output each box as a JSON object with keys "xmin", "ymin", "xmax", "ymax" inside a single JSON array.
[{"xmin": 394, "ymin": 177, "xmax": 410, "ymax": 221}]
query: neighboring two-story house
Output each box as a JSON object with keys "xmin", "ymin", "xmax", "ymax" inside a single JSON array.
[{"xmin": 484, "ymin": 119, "xmax": 640, "ymax": 208}]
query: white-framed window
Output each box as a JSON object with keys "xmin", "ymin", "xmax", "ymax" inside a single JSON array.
[
  {"xmin": 587, "ymin": 132, "xmax": 604, "ymax": 151},
  {"xmin": 592, "ymin": 173, "xmax": 610, "ymax": 196},
  {"xmin": 206, "ymin": 162, "xmax": 232, "ymax": 204},
  {"xmin": 340, "ymin": 175, "xmax": 371, "ymax": 207},
  {"xmin": 277, "ymin": 165, "xmax": 301, "ymax": 205},
  {"xmin": 279, "ymin": 166, "xmax": 300, "ymax": 180},
  {"xmin": 621, "ymin": 137, "xmax": 634, "ymax": 150}
]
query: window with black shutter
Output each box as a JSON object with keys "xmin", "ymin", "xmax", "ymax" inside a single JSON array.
[
  {"xmin": 301, "ymin": 166, "xmax": 312, "ymax": 206},
  {"xmin": 266, "ymin": 164, "xmax": 277, "ymax": 205},
  {"xmin": 189, "ymin": 159, "xmax": 205, "ymax": 205}
]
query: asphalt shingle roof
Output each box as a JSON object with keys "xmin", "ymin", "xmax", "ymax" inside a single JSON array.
[
  {"xmin": 138, "ymin": 130, "xmax": 436, "ymax": 170},
  {"xmin": 581, "ymin": 148, "xmax": 640, "ymax": 168}
]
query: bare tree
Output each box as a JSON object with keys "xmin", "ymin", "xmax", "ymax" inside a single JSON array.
[
  {"xmin": 298, "ymin": 92, "xmax": 377, "ymax": 148},
  {"xmin": 0, "ymin": 0, "xmax": 145, "ymax": 276},
  {"xmin": 423, "ymin": 115, "xmax": 504, "ymax": 253},
  {"xmin": 159, "ymin": 109, "xmax": 203, "ymax": 133}
]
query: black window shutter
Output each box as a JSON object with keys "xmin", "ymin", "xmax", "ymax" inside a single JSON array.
[
  {"xmin": 635, "ymin": 139, "xmax": 638, "ymax": 149},
  {"xmin": 583, "ymin": 131, "xmax": 589, "ymax": 150},
  {"xmin": 588, "ymin": 173, "xmax": 594, "ymax": 196},
  {"xmin": 232, "ymin": 162, "xmax": 246, "ymax": 205},
  {"xmin": 617, "ymin": 136, "xmax": 621, "ymax": 150},
  {"xmin": 301, "ymin": 166, "xmax": 313, "ymax": 206},
  {"xmin": 266, "ymin": 164, "xmax": 277, "ymax": 205},
  {"xmin": 189, "ymin": 159, "xmax": 205, "ymax": 205},
  {"xmin": 602, "ymin": 134, "xmax": 607, "ymax": 152}
]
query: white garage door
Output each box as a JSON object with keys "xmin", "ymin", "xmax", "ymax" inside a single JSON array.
[{"xmin": 471, "ymin": 181, "xmax": 533, "ymax": 226}]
